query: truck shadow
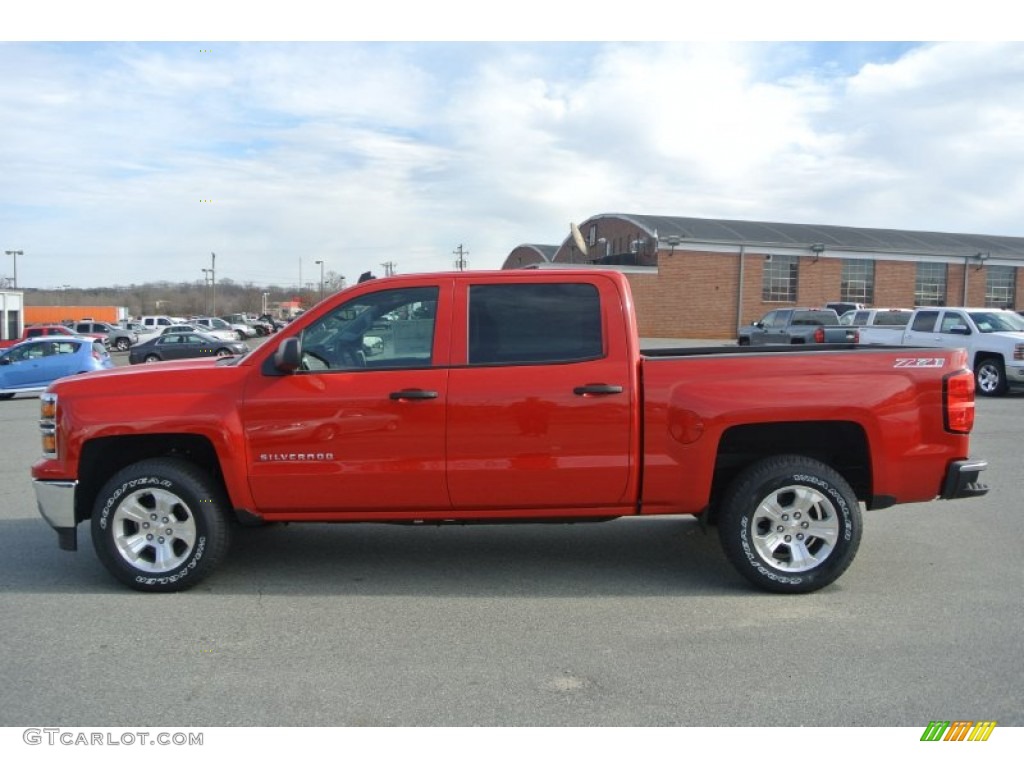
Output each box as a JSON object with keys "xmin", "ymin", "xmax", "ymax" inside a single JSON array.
[
  {"xmin": 222, "ymin": 517, "xmax": 745, "ymax": 597},
  {"xmin": 1, "ymin": 516, "xmax": 749, "ymax": 597}
]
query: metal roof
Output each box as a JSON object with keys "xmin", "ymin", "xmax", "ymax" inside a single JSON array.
[
  {"xmin": 601, "ymin": 214, "xmax": 1024, "ymax": 258},
  {"xmin": 519, "ymin": 244, "xmax": 558, "ymax": 261}
]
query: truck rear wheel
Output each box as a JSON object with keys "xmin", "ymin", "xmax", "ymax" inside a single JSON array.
[
  {"xmin": 91, "ymin": 458, "xmax": 231, "ymax": 592},
  {"xmin": 717, "ymin": 455, "xmax": 862, "ymax": 594}
]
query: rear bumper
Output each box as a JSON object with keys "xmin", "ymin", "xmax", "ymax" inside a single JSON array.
[
  {"xmin": 941, "ymin": 459, "xmax": 989, "ymax": 500},
  {"xmin": 33, "ymin": 479, "xmax": 78, "ymax": 550}
]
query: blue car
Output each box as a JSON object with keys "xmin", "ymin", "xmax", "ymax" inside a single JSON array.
[{"xmin": 0, "ymin": 336, "xmax": 114, "ymax": 399}]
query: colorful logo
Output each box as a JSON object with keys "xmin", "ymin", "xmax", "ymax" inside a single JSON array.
[{"xmin": 920, "ymin": 721, "xmax": 997, "ymax": 741}]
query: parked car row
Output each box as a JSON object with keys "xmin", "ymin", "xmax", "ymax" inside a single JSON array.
[{"xmin": 0, "ymin": 305, "xmax": 295, "ymax": 394}]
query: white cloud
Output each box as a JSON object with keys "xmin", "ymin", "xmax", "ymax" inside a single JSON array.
[{"xmin": 2, "ymin": 41, "xmax": 1024, "ymax": 288}]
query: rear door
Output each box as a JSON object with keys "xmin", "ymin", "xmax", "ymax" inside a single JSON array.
[
  {"xmin": 902, "ymin": 310, "xmax": 944, "ymax": 346},
  {"xmin": 446, "ymin": 275, "xmax": 636, "ymax": 511}
]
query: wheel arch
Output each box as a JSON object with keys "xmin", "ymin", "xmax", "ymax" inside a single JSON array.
[
  {"xmin": 973, "ymin": 350, "xmax": 1005, "ymax": 372},
  {"xmin": 707, "ymin": 420, "xmax": 872, "ymax": 522},
  {"xmin": 76, "ymin": 434, "xmax": 229, "ymax": 524}
]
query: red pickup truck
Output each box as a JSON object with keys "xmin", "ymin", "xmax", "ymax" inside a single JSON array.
[{"xmin": 31, "ymin": 270, "xmax": 988, "ymax": 593}]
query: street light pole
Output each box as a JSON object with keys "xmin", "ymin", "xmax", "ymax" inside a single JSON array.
[
  {"xmin": 315, "ymin": 260, "xmax": 325, "ymax": 301},
  {"xmin": 5, "ymin": 250, "xmax": 23, "ymax": 288}
]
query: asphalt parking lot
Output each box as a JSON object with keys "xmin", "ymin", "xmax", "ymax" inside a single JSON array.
[{"xmin": 0, "ymin": 359, "xmax": 1021, "ymax": 727}]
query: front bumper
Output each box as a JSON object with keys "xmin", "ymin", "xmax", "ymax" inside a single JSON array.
[
  {"xmin": 33, "ymin": 479, "xmax": 78, "ymax": 550},
  {"xmin": 940, "ymin": 459, "xmax": 989, "ymax": 500},
  {"xmin": 1006, "ymin": 363, "xmax": 1024, "ymax": 386}
]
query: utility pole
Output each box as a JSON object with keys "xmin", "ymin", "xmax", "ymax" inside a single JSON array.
[
  {"xmin": 201, "ymin": 269, "xmax": 212, "ymax": 314},
  {"xmin": 453, "ymin": 244, "xmax": 469, "ymax": 271},
  {"xmin": 210, "ymin": 252, "xmax": 216, "ymax": 316},
  {"xmin": 5, "ymin": 250, "xmax": 23, "ymax": 288},
  {"xmin": 315, "ymin": 260, "xmax": 325, "ymax": 301},
  {"xmin": 381, "ymin": 261, "xmax": 396, "ymax": 277}
]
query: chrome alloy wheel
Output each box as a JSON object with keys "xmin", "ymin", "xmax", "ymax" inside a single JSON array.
[
  {"xmin": 111, "ymin": 488, "xmax": 198, "ymax": 573},
  {"xmin": 750, "ymin": 484, "xmax": 840, "ymax": 573}
]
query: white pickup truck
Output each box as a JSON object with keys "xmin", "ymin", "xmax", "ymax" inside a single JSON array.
[{"xmin": 859, "ymin": 307, "xmax": 1024, "ymax": 396}]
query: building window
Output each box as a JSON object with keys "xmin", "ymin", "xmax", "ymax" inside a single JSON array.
[
  {"xmin": 914, "ymin": 262, "xmax": 947, "ymax": 306},
  {"xmin": 985, "ymin": 265, "xmax": 1016, "ymax": 308},
  {"xmin": 840, "ymin": 259, "xmax": 875, "ymax": 304},
  {"xmin": 762, "ymin": 255, "xmax": 798, "ymax": 302}
]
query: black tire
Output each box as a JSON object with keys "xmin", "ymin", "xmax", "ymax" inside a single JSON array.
[
  {"xmin": 91, "ymin": 458, "xmax": 231, "ymax": 592},
  {"xmin": 214, "ymin": 347, "xmax": 232, "ymax": 358},
  {"xmin": 114, "ymin": 337, "xmax": 131, "ymax": 352},
  {"xmin": 236, "ymin": 330, "xmax": 247, "ymax": 341},
  {"xmin": 737, "ymin": 337, "xmax": 750, "ymax": 346},
  {"xmin": 717, "ymin": 455, "xmax": 862, "ymax": 594},
  {"xmin": 144, "ymin": 354, "xmax": 161, "ymax": 363},
  {"xmin": 974, "ymin": 357, "xmax": 1007, "ymax": 397}
]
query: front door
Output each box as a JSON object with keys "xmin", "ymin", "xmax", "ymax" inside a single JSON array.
[{"xmin": 240, "ymin": 281, "xmax": 452, "ymax": 515}]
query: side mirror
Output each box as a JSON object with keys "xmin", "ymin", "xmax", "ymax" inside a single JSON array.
[
  {"xmin": 948, "ymin": 325, "xmax": 971, "ymax": 336},
  {"xmin": 274, "ymin": 337, "xmax": 301, "ymax": 372}
]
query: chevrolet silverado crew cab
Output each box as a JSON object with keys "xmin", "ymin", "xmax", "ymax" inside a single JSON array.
[
  {"xmin": 858, "ymin": 306, "xmax": 1024, "ymax": 396},
  {"xmin": 31, "ymin": 270, "xmax": 988, "ymax": 593}
]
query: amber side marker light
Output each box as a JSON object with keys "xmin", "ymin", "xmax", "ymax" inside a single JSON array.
[
  {"xmin": 40, "ymin": 393, "xmax": 58, "ymax": 457},
  {"xmin": 944, "ymin": 371, "xmax": 976, "ymax": 433}
]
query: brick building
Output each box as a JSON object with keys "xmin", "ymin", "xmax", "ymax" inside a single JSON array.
[{"xmin": 501, "ymin": 214, "xmax": 1024, "ymax": 339}]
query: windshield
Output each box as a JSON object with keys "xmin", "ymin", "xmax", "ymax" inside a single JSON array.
[{"xmin": 968, "ymin": 311, "xmax": 1024, "ymax": 333}]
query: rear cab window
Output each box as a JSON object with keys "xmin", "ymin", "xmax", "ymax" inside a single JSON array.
[{"xmin": 466, "ymin": 283, "xmax": 603, "ymax": 365}]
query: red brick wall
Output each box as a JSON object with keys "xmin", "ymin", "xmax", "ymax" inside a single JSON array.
[
  {"xmin": 874, "ymin": 261, "xmax": 917, "ymax": 307},
  {"xmin": 505, "ymin": 236, "xmax": 1024, "ymax": 338},
  {"xmin": 626, "ymin": 251, "xmax": 741, "ymax": 338}
]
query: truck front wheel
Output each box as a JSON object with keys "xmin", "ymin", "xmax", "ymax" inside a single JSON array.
[
  {"xmin": 91, "ymin": 458, "xmax": 231, "ymax": 592},
  {"xmin": 717, "ymin": 455, "xmax": 862, "ymax": 594},
  {"xmin": 974, "ymin": 357, "xmax": 1007, "ymax": 397}
]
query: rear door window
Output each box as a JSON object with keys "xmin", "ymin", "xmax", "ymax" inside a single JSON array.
[
  {"xmin": 910, "ymin": 311, "xmax": 939, "ymax": 332},
  {"xmin": 467, "ymin": 283, "xmax": 603, "ymax": 365}
]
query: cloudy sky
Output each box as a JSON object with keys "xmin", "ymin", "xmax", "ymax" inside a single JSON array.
[{"xmin": 2, "ymin": 7, "xmax": 1021, "ymax": 289}]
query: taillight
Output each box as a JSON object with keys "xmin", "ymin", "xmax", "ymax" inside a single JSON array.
[
  {"xmin": 1014, "ymin": 344, "xmax": 1024, "ymax": 361},
  {"xmin": 40, "ymin": 392, "xmax": 59, "ymax": 457},
  {"xmin": 943, "ymin": 371, "xmax": 975, "ymax": 434},
  {"xmin": 814, "ymin": 327, "xmax": 825, "ymax": 343}
]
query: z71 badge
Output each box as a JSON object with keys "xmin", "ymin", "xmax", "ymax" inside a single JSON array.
[{"xmin": 894, "ymin": 358, "xmax": 946, "ymax": 368}]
